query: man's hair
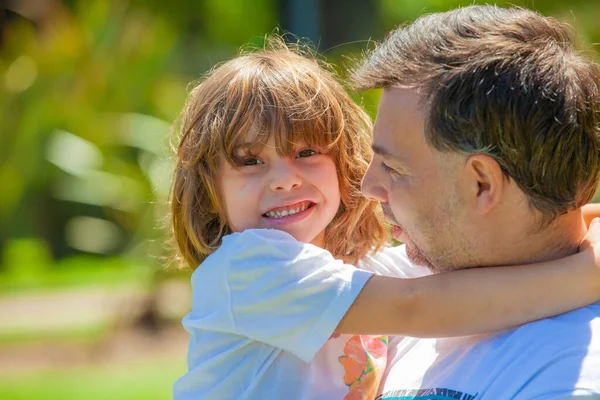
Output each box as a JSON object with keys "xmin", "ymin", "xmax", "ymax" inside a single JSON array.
[
  {"xmin": 170, "ymin": 36, "xmax": 389, "ymax": 269},
  {"xmin": 352, "ymin": 5, "xmax": 600, "ymax": 224}
]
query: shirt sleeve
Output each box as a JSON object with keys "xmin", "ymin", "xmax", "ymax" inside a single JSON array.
[
  {"xmin": 357, "ymin": 245, "xmax": 431, "ymax": 278},
  {"xmin": 184, "ymin": 229, "xmax": 374, "ymax": 363}
]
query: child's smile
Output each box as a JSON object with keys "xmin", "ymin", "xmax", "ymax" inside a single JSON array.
[{"xmin": 262, "ymin": 200, "xmax": 316, "ymax": 225}]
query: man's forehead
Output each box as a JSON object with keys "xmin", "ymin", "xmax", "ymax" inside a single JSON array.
[
  {"xmin": 372, "ymin": 88, "xmax": 427, "ymax": 162},
  {"xmin": 375, "ymin": 88, "xmax": 424, "ymax": 130},
  {"xmin": 380, "ymin": 87, "xmax": 424, "ymax": 111}
]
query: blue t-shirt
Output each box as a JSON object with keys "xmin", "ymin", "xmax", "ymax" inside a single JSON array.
[{"xmin": 378, "ymin": 302, "xmax": 600, "ymax": 399}]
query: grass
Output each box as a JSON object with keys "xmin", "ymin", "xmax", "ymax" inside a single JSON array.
[
  {"xmin": 0, "ymin": 357, "xmax": 186, "ymax": 400},
  {"xmin": 0, "ymin": 324, "xmax": 110, "ymax": 347},
  {"xmin": 0, "ymin": 244, "xmax": 189, "ymax": 399},
  {"xmin": 0, "ymin": 255, "xmax": 153, "ymax": 294}
]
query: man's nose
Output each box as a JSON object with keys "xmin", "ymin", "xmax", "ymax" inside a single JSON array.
[
  {"xmin": 269, "ymin": 159, "xmax": 302, "ymax": 192},
  {"xmin": 361, "ymin": 163, "xmax": 388, "ymax": 202}
]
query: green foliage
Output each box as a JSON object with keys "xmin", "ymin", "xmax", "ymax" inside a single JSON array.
[
  {"xmin": 1, "ymin": 0, "xmax": 599, "ymax": 287},
  {"xmin": 0, "ymin": 1, "xmax": 188, "ymax": 273}
]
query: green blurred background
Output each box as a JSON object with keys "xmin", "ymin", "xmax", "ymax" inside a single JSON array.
[{"xmin": 1, "ymin": 0, "xmax": 599, "ymax": 399}]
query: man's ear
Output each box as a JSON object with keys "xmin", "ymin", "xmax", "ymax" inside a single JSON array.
[{"xmin": 465, "ymin": 154, "xmax": 506, "ymax": 214}]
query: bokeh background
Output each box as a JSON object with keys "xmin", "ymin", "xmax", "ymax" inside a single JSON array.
[{"xmin": 1, "ymin": 0, "xmax": 599, "ymax": 399}]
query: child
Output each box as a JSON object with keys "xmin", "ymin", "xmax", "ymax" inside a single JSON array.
[{"xmin": 170, "ymin": 37, "xmax": 600, "ymax": 399}]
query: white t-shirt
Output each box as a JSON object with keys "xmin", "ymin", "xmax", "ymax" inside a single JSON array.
[
  {"xmin": 378, "ymin": 300, "xmax": 600, "ymax": 399},
  {"xmin": 172, "ymin": 229, "xmax": 422, "ymax": 400}
]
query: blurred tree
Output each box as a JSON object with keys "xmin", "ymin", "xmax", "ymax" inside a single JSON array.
[
  {"xmin": 0, "ymin": 0, "xmax": 599, "ymax": 285},
  {"xmin": 0, "ymin": 0, "xmax": 188, "ymax": 269}
]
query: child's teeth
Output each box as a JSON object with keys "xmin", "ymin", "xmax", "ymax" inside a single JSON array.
[{"xmin": 266, "ymin": 203, "xmax": 311, "ymax": 218}]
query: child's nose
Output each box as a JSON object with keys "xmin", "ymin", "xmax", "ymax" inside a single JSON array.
[{"xmin": 269, "ymin": 159, "xmax": 302, "ymax": 191}]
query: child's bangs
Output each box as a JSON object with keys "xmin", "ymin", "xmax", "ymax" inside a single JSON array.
[
  {"xmin": 219, "ymin": 57, "xmax": 346, "ymax": 163},
  {"xmin": 223, "ymin": 119, "xmax": 339, "ymax": 164},
  {"xmin": 221, "ymin": 113, "xmax": 267, "ymax": 164},
  {"xmin": 258, "ymin": 90, "xmax": 344, "ymax": 157},
  {"xmin": 221, "ymin": 102, "xmax": 343, "ymax": 164}
]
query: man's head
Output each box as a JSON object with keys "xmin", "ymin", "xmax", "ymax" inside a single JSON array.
[{"xmin": 356, "ymin": 6, "xmax": 600, "ymax": 271}]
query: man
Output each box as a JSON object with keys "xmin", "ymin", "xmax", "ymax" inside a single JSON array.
[{"xmin": 355, "ymin": 5, "xmax": 600, "ymax": 399}]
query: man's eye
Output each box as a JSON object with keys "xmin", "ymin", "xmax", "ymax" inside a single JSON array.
[
  {"xmin": 381, "ymin": 162, "xmax": 394, "ymax": 173},
  {"xmin": 296, "ymin": 148, "xmax": 318, "ymax": 158}
]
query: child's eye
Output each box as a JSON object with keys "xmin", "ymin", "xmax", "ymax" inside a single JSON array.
[
  {"xmin": 233, "ymin": 154, "xmax": 263, "ymax": 166},
  {"xmin": 242, "ymin": 157, "xmax": 264, "ymax": 166},
  {"xmin": 296, "ymin": 148, "xmax": 318, "ymax": 158}
]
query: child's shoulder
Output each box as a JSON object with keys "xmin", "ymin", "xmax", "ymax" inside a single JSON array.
[
  {"xmin": 222, "ymin": 228, "xmax": 297, "ymax": 246},
  {"xmin": 200, "ymin": 229, "xmax": 335, "ymax": 272},
  {"xmin": 217, "ymin": 229, "xmax": 322, "ymax": 257},
  {"xmin": 357, "ymin": 245, "xmax": 431, "ymax": 279}
]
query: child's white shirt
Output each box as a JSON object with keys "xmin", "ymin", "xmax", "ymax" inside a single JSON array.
[{"xmin": 172, "ymin": 229, "xmax": 426, "ymax": 400}]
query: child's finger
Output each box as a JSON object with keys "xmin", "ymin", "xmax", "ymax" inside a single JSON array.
[{"xmin": 580, "ymin": 218, "xmax": 600, "ymax": 251}]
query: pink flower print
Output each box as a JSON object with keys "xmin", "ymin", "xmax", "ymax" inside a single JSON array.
[{"xmin": 338, "ymin": 335, "xmax": 388, "ymax": 400}]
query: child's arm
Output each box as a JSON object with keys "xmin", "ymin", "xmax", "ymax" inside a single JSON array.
[
  {"xmin": 336, "ymin": 219, "xmax": 600, "ymax": 337},
  {"xmin": 583, "ymin": 203, "xmax": 600, "ymax": 227}
]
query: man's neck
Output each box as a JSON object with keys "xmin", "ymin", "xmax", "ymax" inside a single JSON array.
[
  {"xmin": 504, "ymin": 209, "xmax": 585, "ymax": 265},
  {"xmin": 473, "ymin": 208, "xmax": 585, "ymax": 268}
]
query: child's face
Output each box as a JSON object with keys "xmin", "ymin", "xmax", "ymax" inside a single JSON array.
[{"xmin": 216, "ymin": 135, "xmax": 341, "ymax": 247}]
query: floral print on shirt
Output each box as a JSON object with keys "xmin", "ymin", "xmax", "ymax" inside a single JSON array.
[{"xmin": 338, "ymin": 335, "xmax": 388, "ymax": 400}]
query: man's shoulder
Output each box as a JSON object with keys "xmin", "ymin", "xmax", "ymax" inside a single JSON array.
[
  {"xmin": 380, "ymin": 304, "xmax": 600, "ymax": 398},
  {"xmin": 432, "ymin": 303, "xmax": 600, "ymax": 369},
  {"xmin": 519, "ymin": 302, "xmax": 600, "ymax": 334},
  {"xmin": 358, "ymin": 245, "xmax": 432, "ymax": 278},
  {"xmin": 501, "ymin": 303, "xmax": 600, "ymax": 396},
  {"xmin": 483, "ymin": 302, "xmax": 600, "ymax": 368}
]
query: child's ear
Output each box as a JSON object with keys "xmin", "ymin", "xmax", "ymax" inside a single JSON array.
[{"xmin": 465, "ymin": 154, "xmax": 506, "ymax": 214}]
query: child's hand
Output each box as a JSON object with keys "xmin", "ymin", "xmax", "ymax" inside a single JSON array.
[
  {"xmin": 580, "ymin": 217, "xmax": 600, "ymax": 252},
  {"xmin": 580, "ymin": 218, "xmax": 600, "ymax": 283}
]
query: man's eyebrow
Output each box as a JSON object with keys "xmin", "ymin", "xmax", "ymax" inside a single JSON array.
[
  {"xmin": 372, "ymin": 144, "xmax": 394, "ymax": 159},
  {"xmin": 372, "ymin": 144, "xmax": 409, "ymax": 169}
]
